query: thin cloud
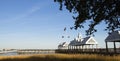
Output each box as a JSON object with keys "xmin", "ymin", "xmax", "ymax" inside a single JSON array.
[
  {"xmin": 3, "ymin": 1, "xmax": 49, "ymax": 23},
  {"xmin": 11, "ymin": 4, "xmax": 44, "ymax": 21}
]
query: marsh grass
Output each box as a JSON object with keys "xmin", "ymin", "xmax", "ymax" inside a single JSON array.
[{"xmin": 0, "ymin": 54, "xmax": 120, "ymax": 61}]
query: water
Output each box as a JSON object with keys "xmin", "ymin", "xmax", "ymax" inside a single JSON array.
[
  {"xmin": 0, "ymin": 51, "xmax": 55, "ymax": 56},
  {"xmin": 0, "ymin": 52, "xmax": 18, "ymax": 56},
  {"xmin": 0, "ymin": 49, "xmax": 56, "ymax": 56}
]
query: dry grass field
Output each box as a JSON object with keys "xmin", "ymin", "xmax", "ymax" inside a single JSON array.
[{"xmin": 0, "ymin": 54, "xmax": 120, "ymax": 61}]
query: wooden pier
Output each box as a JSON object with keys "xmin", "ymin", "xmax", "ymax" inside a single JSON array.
[
  {"xmin": 17, "ymin": 49, "xmax": 55, "ymax": 54},
  {"xmin": 56, "ymin": 48, "xmax": 120, "ymax": 55},
  {"xmin": 17, "ymin": 48, "xmax": 120, "ymax": 55}
]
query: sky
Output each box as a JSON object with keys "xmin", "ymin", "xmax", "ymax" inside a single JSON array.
[{"xmin": 0, "ymin": 0, "xmax": 119, "ymax": 49}]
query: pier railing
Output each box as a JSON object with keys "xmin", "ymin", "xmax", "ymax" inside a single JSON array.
[
  {"xmin": 17, "ymin": 48, "xmax": 120, "ymax": 55},
  {"xmin": 55, "ymin": 48, "xmax": 120, "ymax": 55},
  {"xmin": 17, "ymin": 49, "xmax": 56, "ymax": 54}
]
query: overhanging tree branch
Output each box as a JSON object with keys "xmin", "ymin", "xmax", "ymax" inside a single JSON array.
[{"xmin": 54, "ymin": 0, "xmax": 120, "ymax": 35}]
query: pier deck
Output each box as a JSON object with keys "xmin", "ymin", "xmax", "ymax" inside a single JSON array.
[{"xmin": 17, "ymin": 48, "xmax": 120, "ymax": 55}]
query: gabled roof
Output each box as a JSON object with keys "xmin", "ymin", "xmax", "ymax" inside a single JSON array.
[
  {"xmin": 82, "ymin": 36, "xmax": 98, "ymax": 45},
  {"xmin": 81, "ymin": 37, "xmax": 90, "ymax": 44},
  {"xmin": 69, "ymin": 36, "xmax": 98, "ymax": 46},
  {"xmin": 69, "ymin": 39, "xmax": 82, "ymax": 46},
  {"xmin": 58, "ymin": 42, "xmax": 68, "ymax": 47},
  {"xmin": 105, "ymin": 31, "xmax": 120, "ymax": 42}
]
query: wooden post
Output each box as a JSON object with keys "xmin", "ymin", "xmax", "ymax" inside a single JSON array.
[
  {"xmin": 92, "ymin": 45, "xmax": 93, "ymax": 49},
  {"xmin": 96, "ymin": 44, "xmax": 97, "ymax": 49},
  {"xmin": 74, "ymin": 46, "xmax": 76, "ymax": 50},
  {"xmin": 80, "ymin": 46, "xmax": 82, "ymax": 49},
  {"xmin": 82, "ymin": 45, "xmax": 83, "ymax": 52},
  {"xmin": 77, "ymin": 46, "xmax": 79, "ymax": 49},
  {"xmin": 71, "ymin": 46, "xmax": 72, "ymax": 50},
  {"xmin": 82, "ymin": 45, "xmax": 84, "ymax": 49},
  {"xmin": 114, "ymin": 41, "xmax": 116, "ymax": 53},
  {"xmin": 88, "ymin": 45, "xmax": 89, "ymax": 49},
  {"xmin": 68, "ymin": 46, "xmax": 70, "ymax": 50},
  {"xmin": 78, "ymin": 46, "xmax": 79, "ymax": 49},
  {"xmin": 69, "ymin": 46, "xmax": 71, "ymax": 49},
  {"xmin": 75, "ymin": 46, "xmax": 77, "ymax": 49},
  {"xmin": 105, "ymin": 41, "xmax": 108, "ymax": 53},
  {"xmin": 73, "ymin": 46, "xmax": 75, "ymax": 50},
  {"xmin": 90, "ymin": 45, "xmax": 91, "ymax": 49},
  {"xmin": 72, "ymin": 46, "xmax": 73, "ymax": 50}
]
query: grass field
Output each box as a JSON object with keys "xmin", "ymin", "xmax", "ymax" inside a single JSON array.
[{"xmin": 0, "ymin": 54, "xmax": 120, "ymax": 61}]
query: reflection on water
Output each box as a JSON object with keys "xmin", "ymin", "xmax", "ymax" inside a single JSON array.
[
  {"xmin": 0, "ymin": 51, "xmax": 55, "ymax": 56},
  {"xmin": 0, "ymin": 49, "xmax": 56, "ymax": 56},
  {"xmin": 0, "ymin": 52, "xmax": 18, "ymax": 56}
]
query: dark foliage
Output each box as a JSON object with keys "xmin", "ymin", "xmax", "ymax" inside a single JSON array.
[{"xmin": 54, "ymin": 0, "xmax": 120, "ymax": 35}]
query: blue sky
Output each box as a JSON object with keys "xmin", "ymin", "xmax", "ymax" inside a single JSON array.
[{"xmin": 0, "ymin": 0, "xmax": 118, "ymax": 49}]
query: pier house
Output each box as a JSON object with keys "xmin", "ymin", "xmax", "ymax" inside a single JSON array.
[
  {"xmin": 58, "ymin": 42, "xmax": 68, "ymax": 49},
  {"xmin": 68, "ymin": 33, "xmax": 98, "ymax": 49},
  {"xmin": 58, "ymin": 33, "xmax": 98, "ymax": 50},
  {"xmin": 105, "ymin": 31, "xmax": 120, "ymax": 53}
]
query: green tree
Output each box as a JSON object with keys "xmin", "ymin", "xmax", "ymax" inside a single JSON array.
[{"xmin": 54, "ymin": 0, "xmax": 120, "ymax": 35}]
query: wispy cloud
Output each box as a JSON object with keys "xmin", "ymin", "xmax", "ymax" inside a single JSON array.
[
  {"xmin": 3, "ymin": 1, "xmax": 49, "ymax": 23},
  {"xmin": 11, "ymin": 4, "xmax": 44, "ymax": 21},
  {"xmin": 17, "ymin": 5, "xmax": 41, "ymax": 18}
]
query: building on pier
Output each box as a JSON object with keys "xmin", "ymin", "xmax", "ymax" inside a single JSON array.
[
  {"xmin": 58, "ymin": 42, "xmax": 68, "ymax": 49},
  {"xmin": 105, "ymin": 31, "xmax": 120, "ymax": 53},
  {"xmin": 58, "ymin": 33, "xmax": 98, "ymax": 49},
  {"xmin": 68, "ymin": 33, "xmax": 98, "ymax": 49}
]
